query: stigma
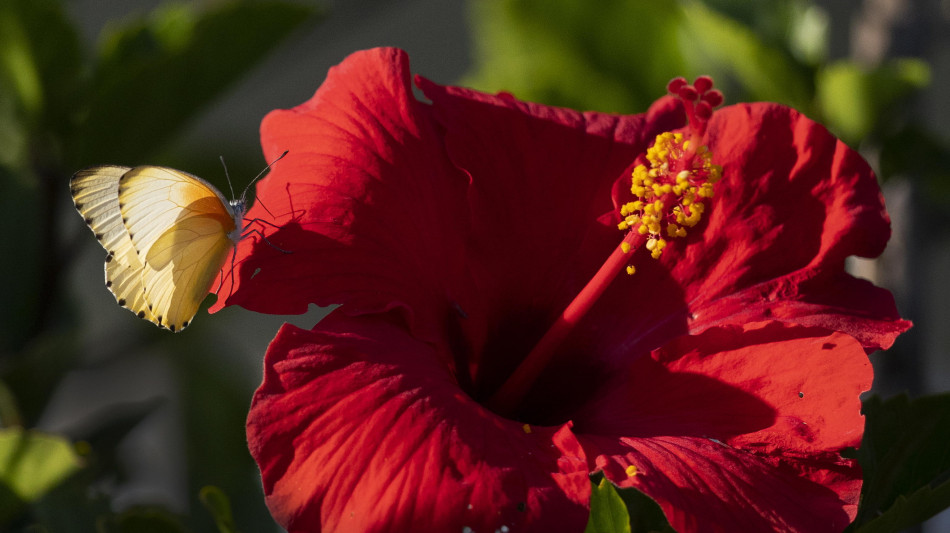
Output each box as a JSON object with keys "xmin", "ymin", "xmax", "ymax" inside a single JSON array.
[{"xmin": 618, "ymin": 76, "xmax": 723, "ymax": 264}]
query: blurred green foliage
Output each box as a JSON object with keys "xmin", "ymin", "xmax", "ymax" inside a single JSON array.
[
  {"xmin": 0, "ymin": 0, "xmax": 314, "ymax": 530},
  {"xmin": 0, "ymin": 428, "xmax": 83, "ymax": 522},
  {"xmin": 466, "ymin": 0, "xmax": 933, "ymax": 154}
]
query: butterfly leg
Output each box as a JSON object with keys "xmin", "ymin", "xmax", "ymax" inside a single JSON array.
[{"xmin": 242, "ymin": 227, "xmax": 291, "ymax": 254}]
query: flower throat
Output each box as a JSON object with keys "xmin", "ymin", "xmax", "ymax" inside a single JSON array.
[{"xmin": 486, "ymin": 77, "xmax": 724, "ymax": 417}]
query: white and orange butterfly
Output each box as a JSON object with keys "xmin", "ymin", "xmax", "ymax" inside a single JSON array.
[{"xmin": 70, "ymin": 155, "xmax": 285, "ymax": 332}]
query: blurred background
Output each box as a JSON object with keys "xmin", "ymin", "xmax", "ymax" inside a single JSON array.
[{"xmin": 1, "ymin": 0, "xmax": 947, "ymax": 531}]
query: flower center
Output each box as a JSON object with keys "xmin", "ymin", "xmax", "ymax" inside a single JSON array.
[{"xmin": 485, "ymin": 77, "xmax": 723, "ymax": 417}]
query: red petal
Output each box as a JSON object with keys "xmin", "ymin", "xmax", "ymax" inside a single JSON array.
[
  {"xmin": 211, "ymin": 48, "xmax": 471, "ymax": 344},
  {"xmin": 248, "ymin": 313, "xmax": 590, "ymax": 532},
  {"xmin": 413, "ymin": 79, "xmax": 682, "ymax": 390},
  {"xmin": 416, "ymin": 78, "xmax": 684, "ymax": 306},
  {"xmin": 586, "ymin": 435, "xmax": 859, "ymax": 533},
  {"xmin": 213, "ymin": 47, "xmax": 685, "ymax": 348},
  {"xmin": 612, "ymin": 103, "xmax": 909, "ymax": 352},
  {"xmin": 576, "ymin": 322, "xmax": 870, "ymax": 532}
]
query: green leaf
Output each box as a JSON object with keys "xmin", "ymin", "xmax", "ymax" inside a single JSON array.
[
  {"xmin": 847, "ymin": 393, "xmax": 950, "ymax": 532},
  {"xmin": 854, "ymin": 483, "xmax": 950, "ymax": 533},
  {"xmin": 200, "ymin": 486, "xmax": 238, "ymax": 533},
  {"xmin": 72, "ymin": 1, "xmax": 316, "ymax": 166},
  {"xmin": 585, "ymin": 476, "xmax": 631, "ymax": 533},
  {"xmin": 0, "ymin": 428, "xmax": 83, "ymax": 522},
  {"xmin": 586, "ymin": 473, "xmax": 675, "ymax": 533},
  {"xmin": 816, "ymin": 58, "xmax": 930, "ymax": 145}
]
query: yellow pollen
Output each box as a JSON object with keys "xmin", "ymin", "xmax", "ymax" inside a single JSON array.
[
  {"xmin": 619, "ymin": 129, "xmax": 719, "ymax": 259},
  {"xmin": 625, "ymin": 464, "xmax": 639, "ymax": 477},
  {"xmin": 621, "ymin": 242, "xmax": 631, "ymax": 253},
  {"xmin": 522, "ymin": 423, "xmax": 532, "ymax": 434},
  {"xmin": 625, "ymin": 265, "xmax": 636, "ymax": 275}
]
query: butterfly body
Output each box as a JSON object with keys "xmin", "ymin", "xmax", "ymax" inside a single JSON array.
[{"xmin": 71, "ymin": 165, "xmax": 246, "ymax": 332}]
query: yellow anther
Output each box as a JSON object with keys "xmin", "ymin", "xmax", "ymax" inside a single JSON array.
[
  {"xmin": 617, "ymin": 126, "xmax": 719, "ymax": 263},
  {"xmin": 625, "ymin": 465, "xmax": 639, "ymax": 477},
  {"xmin": 522, "ymin": 424, "xmax": 532, "ymax": 434},
  {"xmin": 626, "ymin": 265, "xmax": 636, "ymax": 275},
  {"xmin": 621, "ymin": 242, "xmax": 631, "ymax": 253}
]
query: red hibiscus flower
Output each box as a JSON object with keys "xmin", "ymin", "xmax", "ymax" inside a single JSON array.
[{"xmin": 211, "ymin": 48, "xmax": 910, "ymax": 532}]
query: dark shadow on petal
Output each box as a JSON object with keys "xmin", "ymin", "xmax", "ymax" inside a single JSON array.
[
  {"xmin": 509, "ymin": 250, "xmax": 693, "ymax": 427},
  {"xmin": 573, "ymin": 363, "xmax": 777, "ymax": 440}
]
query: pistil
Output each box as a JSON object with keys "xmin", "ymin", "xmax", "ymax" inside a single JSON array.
[
  {"xmin": 486, "ymin": 230, "xmax": 640, "ymax": 414},
  {"xmin": 486, "ymin": 77, "xmax": 723, "ymax": 418}
]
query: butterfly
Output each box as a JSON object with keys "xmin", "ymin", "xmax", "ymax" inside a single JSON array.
[{"xmin": 70, "ymin": 155, "xmax": 286, "ymax": 332}]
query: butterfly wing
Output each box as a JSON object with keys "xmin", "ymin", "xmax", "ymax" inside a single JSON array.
[
  {"xmin": 139, "ymin": 215, "xmax": 235, "ymax": 331},
  {"xmin": 117, "ymin": 167, "xmax": 239, "ymax": 331},
  {"xmin": 70, "ymin": 166, "xmax": 157, "ymax": 322}
]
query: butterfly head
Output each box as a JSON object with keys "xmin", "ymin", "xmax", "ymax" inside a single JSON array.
[{"xmin": 228, "ymin": 198, "xmax": 248, "ymax": 242}]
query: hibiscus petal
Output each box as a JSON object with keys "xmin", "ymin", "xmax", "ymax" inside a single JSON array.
[
  {"xmin": 586, "ymin": 435, "xmax": 859, "ymax": 533},
  {"xmin": 416, "ymin": 77, "xmax": 684, "ymax": 312},
  {"xmin": 248, "ymin": 313, "xmax": 590, "ymax": 533},
  {"xmin": 414, "ymin": 78, "xmax": 683, "ymax": 393},
  {"xmin": 641, "ymin": 103, "xmax": 909, "ymax": 351},
  {"xmin": 211, "ymin": 48, "xmax": 472, "ymax": 344},
  {"xmin": 576, "ymin": 321, "xmax": 870, "ymax": 532}
]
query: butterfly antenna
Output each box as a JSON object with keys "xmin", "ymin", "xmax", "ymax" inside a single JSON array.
[
  {"xmin": 220, "ymin": 155, "xmax": 237, "ymax": 200},
  {"xmin": 241, "ymin": 150, "xmax": 289, "ymax": 203}
]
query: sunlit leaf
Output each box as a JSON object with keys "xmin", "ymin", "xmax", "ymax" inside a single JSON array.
[
  {"xmin": 0, "ymin": 428, "xmax": 82, "ymax": 522},
  {"xmin": 585, "ymin": 473, "xmax": 675, "ymax": 533},
  {"xmin": 585, "ymin": 476, "xmax": 630, "ymax": 533}
]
